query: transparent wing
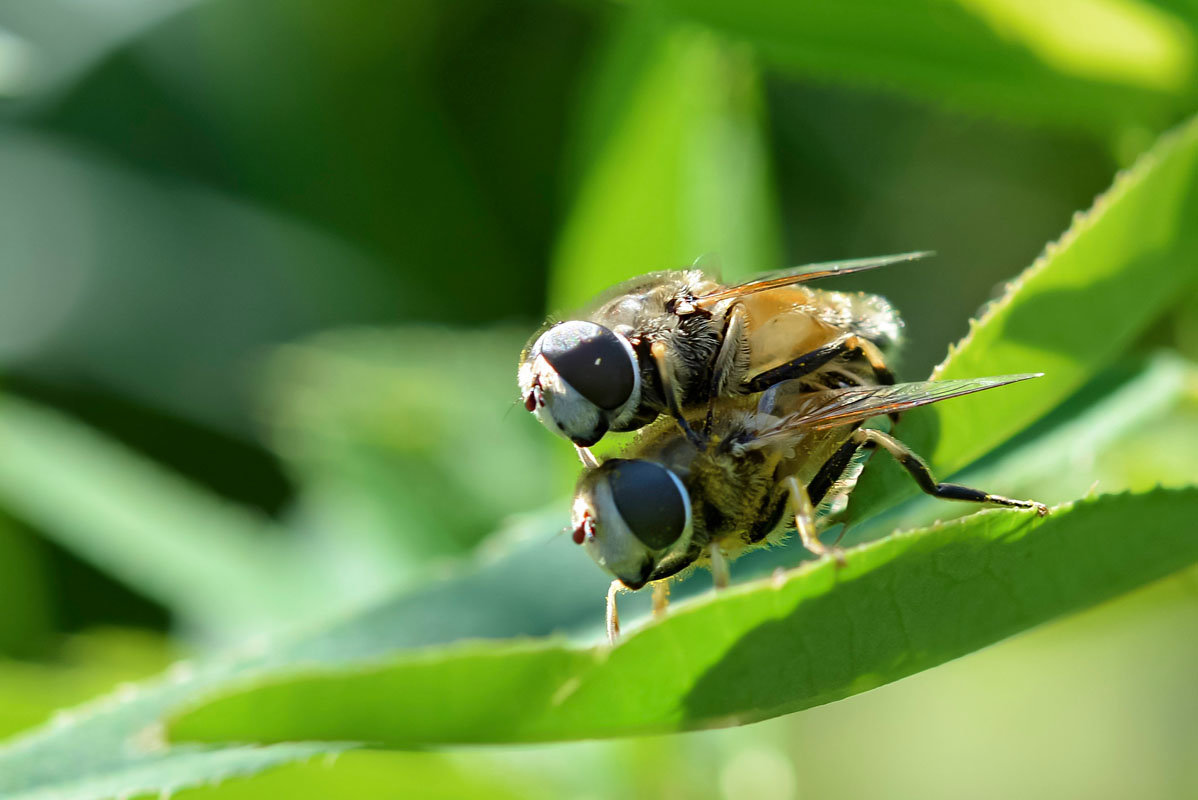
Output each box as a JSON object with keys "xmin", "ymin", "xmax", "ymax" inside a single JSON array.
[
  {"xmin": 752, "ymin": 374, "xmax": 1042, "ymax": 442},
  {"xmin": 695, "ymin": 251, "xmax": 930, "ymax": 306},
  {"xmin": 690, "ymin": 251, "xmax": 723, "ymax": 274}
]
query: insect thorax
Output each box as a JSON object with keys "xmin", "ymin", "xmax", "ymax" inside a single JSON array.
[
  {"xmin": 592, "ymin": 272, "xmax": 724, "ymax": 414},
  {"xmin": 686, "ymin": 442, "xmax": 778, "ymax": 548}
]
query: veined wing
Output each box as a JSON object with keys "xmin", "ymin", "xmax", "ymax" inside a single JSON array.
[
  {"xmin": 753, "ymin": 374, "xmax": 1042, "ymax": 442},
  {"xmin": 695, "ymin": 251, "xmax": 930, "ymax": 306}
]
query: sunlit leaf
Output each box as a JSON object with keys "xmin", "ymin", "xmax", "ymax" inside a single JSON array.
[
  {"xmin": 847, "ymin": 111, "xmax": 1198, "ymax": 523},
  {"xmin": 169, "ymin": 489, "xmax": 1198, "ymax": 745},
  {"xmin": 870, "ymin": 354, "xmax": 1196, "ymax": 533},
  {"xmin": 654, "ymin": 0, "xmax": 1197, "ymax": 136},
  {"xmin": 0, "ymin": 511, "xmax": 608, "ymax": 800},
  {"xmin": 144, "ymin": 751, "xmax": 543, "ymax": 800},
  {"xmin": 0, "ymin": 630, "xmax": 173, "ymax": 741}
]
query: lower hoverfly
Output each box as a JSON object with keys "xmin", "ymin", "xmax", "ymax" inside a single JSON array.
[
  {"xmin": 570, "ymin": 375, "xmax": 1049, "ymax": 641},
  {"xmin": 520, "ymin": 253, "xmax": 925, "ymax": 458}
]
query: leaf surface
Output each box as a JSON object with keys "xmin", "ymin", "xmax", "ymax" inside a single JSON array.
[{"xmin": 170, "ymin": 489, "xmax": 1198, "ymax": 746}]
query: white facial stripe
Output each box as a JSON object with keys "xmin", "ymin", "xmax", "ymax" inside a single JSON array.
[
  {"xmin": 660, "ymin": 467, "xmax": 694, "ymax": 560},
  {"xmin": 582, "ymin": 476, "xmax": 652, "ymax": 582},
  {"xmin": 606, "ymin": 331, "xmax": 643, "ymax": 428},
  {"xmin": 528, "ymin": 353, "xmax": 604, "ymax": 442}
]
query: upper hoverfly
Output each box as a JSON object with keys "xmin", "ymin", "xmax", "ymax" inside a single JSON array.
[
  {"xmin": 570, "ymin": 374, "xmax": 1049, "ymax": 641},
  {"xmin": 518, "ymin": 253, "xmax": 926, "ymax": 459}
]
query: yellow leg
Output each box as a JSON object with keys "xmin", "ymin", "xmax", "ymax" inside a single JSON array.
[
  {"xmin": 650, "ymin": 341, "xmax": 705, "ymax": 447},
  {"xmin": 574, "ymin": 444, "xmax": 600, "ymax": 469},
  {"xmin": 652, "ymin": 581, "xmax": 671, "ymax": 618},
  {"xmin": 784, "ymin": 475, "xmax": 823, "ymax": 555},
  {"xmin": 709, "ymin": 543, "xmax": 730, "ymax": 589},
  {"xmin": 606, "ymin": 580, "xmax": 623, "ymax": 644},
  {"xmin": 784, "ymin": 475, "xmax": 844, "ymax": 564}
]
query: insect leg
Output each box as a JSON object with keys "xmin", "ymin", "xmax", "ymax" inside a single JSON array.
[
  {"xmin": 709, "ymin": 544, "xmax": 730, "ymax": 589},
  {"xmin": 574, "ymin": 444, "xmax": 600, "ymax": 469},
  {"xmin": 745, "ymin": 336, "xmax": 849, "ymax": 393},
  {"xmin": 606, "ymin": 580, "xmax": 624, "ymax": 644},
  {"xmin": 783, "ymin": 474, "xmax": 841, "ymax": 560},
  {"xmin": 742, "ymin": 333, "xmax": 891, "ymax": 395},
  {"xmin": 851, "ymin": 337, "xmax": 901, "ymax": 424},
  {"xmin": 704, "ymin": 303, "xmax": 750, "ymax": 434},
  {"xmin": 650, "ymin": 340, "xmax": 706, "ymax": 448},
  {"xmin": 853, "ymin": 336, "xmax": 895, "ymax": 386},
  {"xmin": 651, "ymin": 581, "xmax": 671, "ymax": 618},
  {"xmin": 854, "ymin": 429, "xmax": 1048, "ymax": 515},
  {"xmin": 806, "ymin": 436, "xmax": 865, "ymax": 507},
  {"xmin": 744, "ymin": 333, "xmax": 895, "ymax": 394}
]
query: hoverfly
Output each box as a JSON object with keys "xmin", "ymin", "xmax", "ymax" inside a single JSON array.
[
  {"xmin": 570, "ymin": 374, "xmax": 1049, "ymax": 641},
  {"xmin": 519, "ymin": 253, "xmax": 926, "ymax": 460}
]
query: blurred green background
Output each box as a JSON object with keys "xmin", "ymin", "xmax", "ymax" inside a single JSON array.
[{"xmin": 0, "ymin": 0, "xmax": 1196, "ymax": 797}]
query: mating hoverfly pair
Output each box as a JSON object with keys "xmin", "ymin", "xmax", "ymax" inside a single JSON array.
[{"xmin": 518, "ymin": 253, "xmax": 1046, "ymax": 641}]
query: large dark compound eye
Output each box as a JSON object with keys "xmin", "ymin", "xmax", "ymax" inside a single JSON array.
[
  {"xmin": 539, "ymin": 321, "xmax": 636, "ymax": 411},
  {"xmin": 606, "ymin": 459, "xmax": 689, "ymax": 551}
]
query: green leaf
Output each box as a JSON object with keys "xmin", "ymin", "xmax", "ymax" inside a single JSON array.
[
  {"xmin": 168, "ymin": 488, "xmax": 1198, "ymax": 746},
  {"xmin": 872, "ymin": 354, "xmax": 1196, "ymax": 534},
  {"xmin": 0, "ymin": 126, "xmax": 404, "ymax": 433},
  {"xmin": 0, "ymin": 514, "xmax": 51, "ymax": 657},
  {"xmin": 548, "ymin": 16, "xmax": 781, "ymax": 311},
  {"xmin": 137, "ymin": 751, "xmax": 542, "ymax": 800},
  {"xmin": 0, "ymin": 394, "xmax": 329, "ymax": 640},
  {"xmin": 263, "ymin": 326, "xmax": 565, "ymax": 576},
  {"xmin": 0, "ymin": 0, "xmax": 199, "ymax": 101},
  {"xmin": 0, "ymin": 630, "xmax": 173, "ymax": 741},
  {"xmin": 847, "ymin": 111, "xmax": 1198, "ymax": 524},
  {"xmin": 653, "ymin": 0, "xmax": 1198, "ymax": 137},
  {"xmin": 0, "ymin": 511, "xmax": 609, "ymax": 800}
]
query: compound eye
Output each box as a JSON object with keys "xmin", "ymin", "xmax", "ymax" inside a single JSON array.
[
  {"xmin": 605, "ymin": 460, "xmax": 689, "ymax": 551},
  {"xmin": 539, "ymin": 321, "xmax": 636, "ymax": 411}
]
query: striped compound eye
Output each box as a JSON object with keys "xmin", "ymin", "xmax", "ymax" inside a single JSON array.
[
  {"xmin": 538, "ymin": 321, "xmax": 636, "ymax": 411},
  {"xmin": 604, "ymin": 460, "xmax": 690, "ymax": 551}
]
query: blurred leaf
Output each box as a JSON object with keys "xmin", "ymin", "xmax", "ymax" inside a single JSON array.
[
  {"xmin": 0, "ymin": 394, "xmax": 334, "ymax": 641},
  {"xmin": 0, "ymin": 510, "xmax": 610, "ymax": 800},
  {"xmin": 0, "ymin": 127, "xmax": 404, "ymax": 434},
  {"xmin": 169, "ymin": 488, "xmax": 1198, "ymax": 745},
  {"xmin": 0, "ymin": 515, "xmax": 51, "ymax": 657},
  {"xmin": 0, "ymin": 629, "xmax": 173, "ymax": 741},
  {"xmin": 848, "ymin": 112, "xmax": 1198, "ymax": 523},
  {"xmin": 549, "ymin": 17, "xmax": 782, "ymax": 311},
  {"xmin": 135, "ymin": 0, "xmax": 535, "ymax": 324},
  {"xmin": 139, "ymin": 751, "xmax": 543, "ymax": 800},
  {"xmin": 0, "ymin": 0, "xmax": 198, "ymax": 103},
  {"xmin": 264, "ymin": 326, "xmax": 566, "ymax": 577},
  {"xmin": 654, "ymin": 0, "xmax": 1197, "ymax": 137}
]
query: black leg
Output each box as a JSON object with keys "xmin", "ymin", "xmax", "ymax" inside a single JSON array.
[
  {"xmin": 744, "ymin": 337, "xmax": 849, "ymax": 394},
  {"xmin": 806, "ymin": 437, "xmax": 865, "ymax": 507},
  {"xmin": 744, "ymin": 333, "xmax": 895, "ymax": 394},
  {"xmin": 855, "ymin": 429, "xmax": 1047, "ymax": 514}
]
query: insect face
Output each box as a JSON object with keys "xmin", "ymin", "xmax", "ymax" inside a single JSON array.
[
  {"xmin": 519, "ymin": 321, "xmax": 641, "ymax": 447},
  {"xmin": 572, "ymin": 459, "xmax": 693, "ymax": 590}
]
